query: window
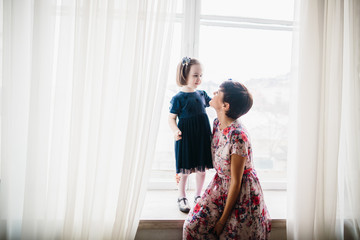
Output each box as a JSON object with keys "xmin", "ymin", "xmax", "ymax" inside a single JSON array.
[{"xmin": 149, "ymin": 0, "xmax": 294, "ymax": 190}]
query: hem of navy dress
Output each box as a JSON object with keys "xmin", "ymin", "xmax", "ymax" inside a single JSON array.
[{"xmin": 176, "ymin": 165, "xmax": 213, "ymax": 174}]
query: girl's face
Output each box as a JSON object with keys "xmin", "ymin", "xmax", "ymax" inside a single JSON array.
[
  {"xmin": 186, "ymin": 64, "xmax": 202, "ymax": 89},
  {"xmin": 210, "ymin": 89, "xmax": 225, "ymax": 110}
]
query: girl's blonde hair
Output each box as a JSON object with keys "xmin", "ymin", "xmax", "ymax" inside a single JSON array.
[{"xmin": 176, "ymin": 57, "xmax": 201, "ymax": 86}]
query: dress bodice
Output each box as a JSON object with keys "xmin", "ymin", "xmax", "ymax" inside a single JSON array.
[{"xmin": 211, "ymin": 118, "xmax": 253, "ymax": 179}]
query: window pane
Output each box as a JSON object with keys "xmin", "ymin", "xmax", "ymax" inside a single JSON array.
[
  {"xmin": 199, "ymin": 25, "xmax": 292, "ymax": 181},
  {"xmin": 201, "ymin": 0, "xmax": 294, "ymax": 21},
  {"xmin": 199, "ymin": 26, "xmax": 292, "ymax": 81}
]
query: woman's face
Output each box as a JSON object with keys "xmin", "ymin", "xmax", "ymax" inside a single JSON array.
[{"xmin": 210, "ymin": 89, "xmax": 224, "ymax": 110}]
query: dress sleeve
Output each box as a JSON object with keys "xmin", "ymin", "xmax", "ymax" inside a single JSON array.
[
  {"xmin": 203, "ymin": 90, "xmax": 212, "ymax": 107},
  {"xmin": 170, "ymin": 96, "xmax": 181, "ymax": 114},
  {"xmin": 230, "ymin": 130, "xmax": 249, "ymax": 157}
]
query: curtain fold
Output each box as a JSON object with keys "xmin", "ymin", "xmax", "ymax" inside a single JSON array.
[
  {"xmin": 0, "ymin": 0, "xmax": 176, "ymax": 239},
  {"xmin": 287, "ymin": 0, "xmax": 360, "ymax": 239}
]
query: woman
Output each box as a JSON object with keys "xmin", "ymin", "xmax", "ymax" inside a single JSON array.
[{"xmin": 183, "ymin": 80, "xmax": 271, "ymax": 239}]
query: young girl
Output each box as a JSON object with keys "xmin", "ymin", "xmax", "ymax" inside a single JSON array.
[
  {"xmin": 183, "ymin": 80, "xmax": 271, "ymax": 239},
  {"xmin": 168, "ymin": 57, "xmax": 213, "ymax": 213}
]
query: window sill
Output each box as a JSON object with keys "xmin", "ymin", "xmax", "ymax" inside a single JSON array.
[{"xmin": 139, "ymin": 189, "xmax": 286, "ymax": 228}]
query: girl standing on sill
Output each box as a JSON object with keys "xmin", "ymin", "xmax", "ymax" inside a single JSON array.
[
  {"xmin": 168, "ymin": 57, "xmax": 213, "ymax": 213},
  {"xmin": 183, "ymin": 80, "xmax": 271, "ymax": 239}
]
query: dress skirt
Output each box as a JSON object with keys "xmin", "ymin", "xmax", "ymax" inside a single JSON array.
[{"xmin": 175, "ymin": 113, "xmax": 213, "ymax": 174}]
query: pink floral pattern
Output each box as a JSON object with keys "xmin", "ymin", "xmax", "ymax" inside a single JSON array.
[{"xmin": 183, "ymin": 119, "xmax": 271, "ymax": 240}]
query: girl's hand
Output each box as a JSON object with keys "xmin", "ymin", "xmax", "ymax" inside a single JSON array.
[
  {"xmin": 174, "ymin": 130, "xmax": 182, "ymax": 141},
  {"xmin": 213, "ymin": 221, "xmax": 225, "ymax": 237},
  {"xmin": 175, "ymin": 174, "xmax": 181, "ymax": 184}
]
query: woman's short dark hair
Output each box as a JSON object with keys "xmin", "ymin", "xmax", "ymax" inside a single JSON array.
[
  {"xmin": 176, "ymin": 58, "xmax": 201, "ymax": 86},
  {"xmin": 220, "ymin": 80, "xmax": 253, "ymax": 119}
]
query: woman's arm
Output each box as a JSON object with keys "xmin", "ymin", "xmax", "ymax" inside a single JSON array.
[
  {"xmin": 168, "ymin": 113, "xmax": 182, "ymax": 140},
  {"xmin": 214, "ymin": 154, "xmax": 246, "ymax": 236}
]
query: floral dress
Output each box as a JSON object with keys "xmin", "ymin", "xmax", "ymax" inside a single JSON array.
[{"xmin": 183, "ymin": 118, "xmax": 271, "ymax": 240}]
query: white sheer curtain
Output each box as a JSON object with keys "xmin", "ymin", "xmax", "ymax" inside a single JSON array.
[
  {"xmin": 287, "ymin": 0, "xmax": 360, "ymax": 239},
  {"xmin": 0, "ymin": 0, "xmax": 176, "ymax": 239}
]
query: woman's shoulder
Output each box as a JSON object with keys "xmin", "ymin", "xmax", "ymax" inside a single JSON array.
[{"xmin": 229, "ymin": 120, "xmax": 249, "ymax": 143}]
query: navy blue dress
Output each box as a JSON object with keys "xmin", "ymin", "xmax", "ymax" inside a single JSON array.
[{"xmin": 170, "ymin": 90, "xmax": 213, "ymax": 174}]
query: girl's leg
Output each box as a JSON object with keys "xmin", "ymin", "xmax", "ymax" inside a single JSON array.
[
  {"xmin": 178, "ymin": 173, "xmax": 190, "ymax": 213},
  {"xmin": 195, "ymin": 171, "xmax": 206, "ymax": 197},
  {"xmin": 178, "ymin": 173, "xmax": 189, "ymax": 198}
]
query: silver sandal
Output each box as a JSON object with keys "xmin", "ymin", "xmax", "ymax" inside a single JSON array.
[{"xmin": 178, "ymin": 197, "xmax": 190, "ymax": 213}]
